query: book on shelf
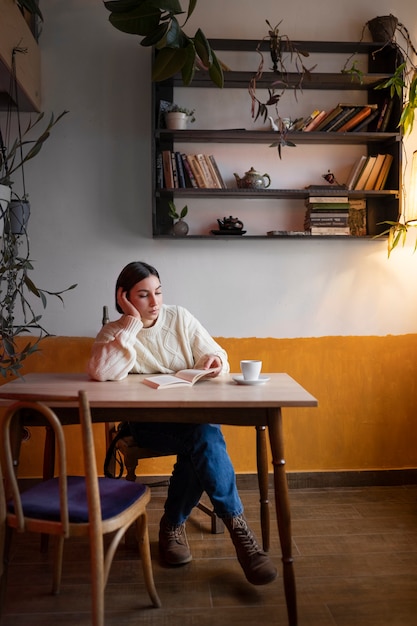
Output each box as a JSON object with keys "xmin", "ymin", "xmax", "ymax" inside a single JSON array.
[
  {"xmin": 186, "ymin": 155, "xmax": 206, "ymax": 188},
  {"xmin": 181, "ymin": 154, "xmax": 198, "ymax": 188},
  {"xmin": 324, "ymin": 106, "xmax": 358, "ymax": 132},
  {"xmin": 374, "ymin": 154, "xmax": 394, "ymax": 190},
  {"xmin": 208, "ymin": 155, "xmax": 226, "ymax": 189},
  {"xmin": 175, "ymin": 152, "xmax": 187, "ymax": 188},
  {"xmin": 379, "ymin": 98, "xmax": 394, "ymax": 132},
  {"xmin": 345, "ymin": 155, "xmax": 368, "ymax": 190},
  {"xmin": 354, "ymin": 156, "xmax": 377, "ymax": 190},
  {"xmin": 312, "ymin": 105, "xmax": 344, "ymax": 132},
  {"xmin": 375, "ymin": 98, "xmax": 389, "ymax": 131},
  {"xmin": 348, "ymin": 199, "xmax": 367, "ymax": 237},
  {"xmin": 142, "ymin": 368, "xmax": 217, "ymax": 389},
  {"xmin": 375, "ymin": 98, "xmax": 394, "ymax": 132},
  {"xmin": 196, "ymin": 154, "xmax": 217, "ymax": 188},
  {"xmin": 337, "ymin": 105, "xmax": 377, "ymax": 133},
  {"xmin": 310, "ymin": 226, "xmax": 351, "ymax": 235},
  {"xmin": 307, "ymin": 196, "xmax": 349, "ymax": 204},
  {"xmin": 307, "ymin": 205, "xmax": 350, "ymax": 214},
  {"xmin": 299, "ymin": 109, "xmax": 321, "ymax": 130},
  {"xmin": 364, "ymin": 153, "xmax": 387, "ymax": 190},
  {"xmin": 156, "ymin": 152, "xmax": 164, "ymax": 188},
  {"xmin": 302, "ymin": 110, "xmax": 327, "ymax": 131},
  {"xmin": 162, "ymin": 150, "xmax": 174, "ymax": 189},
  {"xmin": 352, "ymin": 108, "xmax": 379, "ymax": 132},
  {"xmin": 171, "ymin": 152, "xmax": 179, "ymax": 188}
]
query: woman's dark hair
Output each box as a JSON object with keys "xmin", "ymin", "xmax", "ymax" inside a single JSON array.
[{"xmin": 115, "ymin": 261, "xmax": 160, "ymax": 313}]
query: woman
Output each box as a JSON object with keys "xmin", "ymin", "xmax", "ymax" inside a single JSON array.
[{"xmin": 88, "ymin": 261, "xmax": 276, "ymax": 586}]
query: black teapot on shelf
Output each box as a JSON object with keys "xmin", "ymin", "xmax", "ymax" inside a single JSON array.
[
  {"xmin": 217, "ymin": 216, "xmax": 244, "ymax": 231},
  {"xmin": 211, "ymin": 216, "xmax": 246, "ymax": 236}
]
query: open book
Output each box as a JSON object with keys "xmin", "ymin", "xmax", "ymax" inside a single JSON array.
[{"xmin": 142, "ymin": 368, "xmax": 217, "ymax": 389}]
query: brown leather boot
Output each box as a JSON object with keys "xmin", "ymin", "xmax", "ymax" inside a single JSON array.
[
  {"xmin": 225, "ymin": 515, "xmax": 277, "ymax": 585},
  {"xmin": 159, "ymin": 514, "xmax": 192, "ymax": 565}
]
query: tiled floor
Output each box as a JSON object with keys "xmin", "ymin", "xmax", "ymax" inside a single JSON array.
[{"xmin": 2, "ymin": 484, "xmax": 417, "ymax": 625}]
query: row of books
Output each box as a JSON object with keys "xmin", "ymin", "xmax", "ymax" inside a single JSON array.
[
  {"xmin": 158, "ymin": 151, "xmax": 226, "ymax": 189},
  {"xmin": 304, "ymin": 196, "xmax": 367, "ymax": 236},
  {"xmin": 290, "ymin": 101, "xmax": 390, "ymax": 133},
  {"xmin": 345, "ymin": 153, "xmax": 393, "ymax": 190}
]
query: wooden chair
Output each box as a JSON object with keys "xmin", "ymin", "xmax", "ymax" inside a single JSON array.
[{"xmin": 0, "ymin": 390, "xmax": 161, "ymax": 626}]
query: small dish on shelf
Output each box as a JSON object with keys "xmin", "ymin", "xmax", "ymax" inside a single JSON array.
[{"xmin": 211, "ymin": 230, "xmax": 247, "ymax": 236}]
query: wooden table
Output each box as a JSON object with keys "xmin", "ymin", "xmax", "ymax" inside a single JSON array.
[{"xmin": 0, "ymin": 372, "xmax": 317, "ymax": 626}]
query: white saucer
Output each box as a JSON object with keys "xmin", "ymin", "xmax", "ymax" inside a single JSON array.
[{"xmin": 232, "ymin": 374, "xmax": 271, "ymax": 386}]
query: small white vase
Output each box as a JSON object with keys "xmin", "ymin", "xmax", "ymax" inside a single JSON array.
[{"xmin": 165, "ymin": 112, "xmax": 188, "ymax": 130}]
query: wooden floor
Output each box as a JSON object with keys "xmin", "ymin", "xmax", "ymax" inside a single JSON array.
[{"xmin": 2, "ymin": 484, "xmax": 417, "ymax": 625}]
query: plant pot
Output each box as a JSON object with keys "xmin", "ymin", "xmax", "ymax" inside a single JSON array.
[
  {"xmin": 367, "ymin": 15, "xmax": 398, "ymax": 42},
  {"xmin": 4, "ymin": 200, "xmax": 31, "ymax": 235},
  {"xmin": 171, "ymin": 219, "xmax": 189, "ymax": 236},
  {"xmin": 0, "ymin": 183, "xmax": 11, "ymax": 217},
  {"xmin": 0, "ymin": 184, "xmax": 12, "ymax": 238},
  {"xmin": 165, "ymin": 112, "xmax": 188, "ymax": 130}
]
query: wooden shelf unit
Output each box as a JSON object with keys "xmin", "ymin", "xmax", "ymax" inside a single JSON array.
[{"xmin": 152, "ymin": 38, "xmax": 402, "ymax": 239}]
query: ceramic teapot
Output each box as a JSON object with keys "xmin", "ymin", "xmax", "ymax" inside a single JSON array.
[
  {"xmin": 217, "ymin": 216, "xmax": 244, "ymax": 230},
  {"xmin": 233, "ymin": 167, "xmax": 271, "ymax": 189}
]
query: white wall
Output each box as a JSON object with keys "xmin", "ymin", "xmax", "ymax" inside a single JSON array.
[{"xmin": 12, "ymin": 0, "xmax": 417, "ymax": 339}]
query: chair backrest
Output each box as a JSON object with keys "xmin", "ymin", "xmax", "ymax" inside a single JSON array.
[{"xmin": 0, "ymin": 390, "xmax": 98, "ymax": 535}]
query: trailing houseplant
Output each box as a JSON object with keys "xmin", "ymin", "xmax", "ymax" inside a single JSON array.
[
  {"xmin": 248, "ymin": 20, "xmax": 316, "ymax": 158},
  {"xmin": 0, "ymin": 110, "xmax": 76, "ymax": 377},
  {"xmin": 103, "ymin": 0, "xmax": 224, "ymax": 87}
]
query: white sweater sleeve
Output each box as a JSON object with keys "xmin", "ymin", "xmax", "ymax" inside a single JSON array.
[{"xmin": 87, "ymin": 315, "xmax": 143, "ymax": 381}]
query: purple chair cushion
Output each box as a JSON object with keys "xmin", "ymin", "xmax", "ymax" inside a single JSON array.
[{"xmin": 9, "ymin": 476, "xmax": 147, "ymax": 523}]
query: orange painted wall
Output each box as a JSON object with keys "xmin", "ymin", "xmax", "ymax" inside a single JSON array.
[{"xmin": 2, "ymin": 334, "xmax": 417, "ymax": 477}]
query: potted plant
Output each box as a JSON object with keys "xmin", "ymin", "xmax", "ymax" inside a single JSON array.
[
  {"xmin": 0, "ymin": 109, "xmax": 76, "ymax": 377},
  {"xmin": 103, "ymin": 0, "xmax": 224, "ymax": 87},
  {"xmin": 361, "ymin": 16, "xmax": 417, "ymax": 254},
  {"xmin": 168, "ymin": 201, "xmax": 189, "ymax": 235},
  {"xmin": 165, "ymin": 103, "xmax": 195, "ymax": 130}
]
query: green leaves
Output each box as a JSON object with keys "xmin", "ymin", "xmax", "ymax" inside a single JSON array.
[
  {"xmin": 168, "ymin": 201, "xmax": 188, "ymax": 219},
  {"xmin": 104, "ymin": 1, "xmax": 224, "ymax": 87}
]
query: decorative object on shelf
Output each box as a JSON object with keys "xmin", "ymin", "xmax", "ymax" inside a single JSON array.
[
  {"xmin": 103, "ymin": 0, "xmax": 224, "ymax": 87},
  {"xmin": 234, "ymin": 167, "xmax": 271, "ymax": 189},
  {"xmin": 215, "ymin": 216, "xmax": 244, "ymax": 231},
  {"xmin": 168, "ymin": 200, "xmax": 189, "ymax": 236},
  {"xmin": 0, "ymin": 48, "xmax": 75, "ymax": 378},
  {"xmin": 322, "ymin": 170, "xmax": 342, "ymax": 186},
  {"xmin": 165, "ymin": 104, "xmax": 195, "ymax": 130}
]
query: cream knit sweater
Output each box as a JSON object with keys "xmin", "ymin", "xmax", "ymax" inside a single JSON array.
[{"xmin": 87, "ymin": 304, "xmax": 229, "ymax": 382}]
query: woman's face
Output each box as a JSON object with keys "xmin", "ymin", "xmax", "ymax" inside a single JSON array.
[{"xmin": 128, "ymin": 274, "xmax": 163, "ymax": 327}]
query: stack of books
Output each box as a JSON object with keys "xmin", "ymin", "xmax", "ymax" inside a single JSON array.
[
  {"xmin": 305, "ymin": 196, "xmax": 351, "ymax": 235},
  {"xmin": 300, "ymin": 103, "xmax": 379, "ymax": 133},
  {"xmin": 158, "ymin": 151, "xmax": 226, "ymax": 189},
  {"xmin": 345, "ymin": 153, "xmax": 394, "ymax": 190}
]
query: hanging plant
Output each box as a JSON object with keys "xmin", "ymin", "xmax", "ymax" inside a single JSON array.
[{"xmin": 0, "ymin": 48, "xmax": 75, "ymax": 377}]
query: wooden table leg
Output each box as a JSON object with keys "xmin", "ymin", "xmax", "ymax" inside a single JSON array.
[
  {"xmin": 255, "ymin": 425, "xmax": 270, "ymax": 552},
  {"xmin": 267, "ymin": 407, "xmax": 297, "ymax": 626}
]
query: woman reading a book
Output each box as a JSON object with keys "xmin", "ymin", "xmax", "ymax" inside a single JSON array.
[{"xmin": 88, "ymin": 261, "xmax": 276, "ymax": 586}]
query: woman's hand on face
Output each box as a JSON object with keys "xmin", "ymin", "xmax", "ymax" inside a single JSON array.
[
  {"xmin": 117, "ymin": 287, "xmax": 141, "ymax": 319},
  {"xmin": 194, "ymin": 354, "xmax": 223, "ymax": 377}
]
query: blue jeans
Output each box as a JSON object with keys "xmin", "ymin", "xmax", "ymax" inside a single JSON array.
[{"xmin": 128, "ymin": 421, "xmax": 243, "ymax": 525}]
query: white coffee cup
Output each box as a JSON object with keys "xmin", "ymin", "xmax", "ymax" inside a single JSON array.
[{"xmin": 240, "ymin": 360, "xmax": 262, "ymax": 381}]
